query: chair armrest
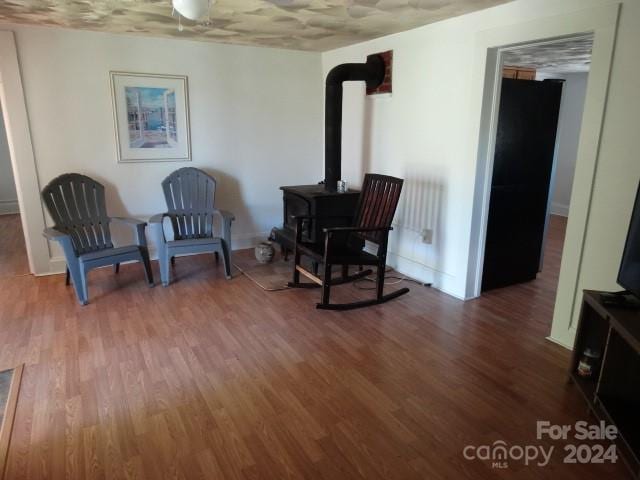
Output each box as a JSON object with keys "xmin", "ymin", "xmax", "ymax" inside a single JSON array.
[
  {"xmin": 322, "ymin": 226, "xmax": 394, "ymax": 234},
  {"xmin": 213, "ymin": 209, "xmax": 235, "ymax": 222},
  {"xmin": 43, "ymin": 227, "xmax": 78, "ymax": 259},
  {"xmin": 149, "ymin": 213, "xmax": 169, "ymax": 224},
  {"xmin": 292, "ymin": 214, "xmax": 355, "ymax": 246},
  {"xmin": 321, "ymin": 225, "xmax": 393, "ymax": 260},
  {"xmin": 43, "ymin": 227, "xmax": 68, "ymax": 240},
  {"xmin": 112, "ymin": 216, "xmax": 147, "ymax": 227},
  {"xmin": 291, "ymin": 214, "xmax": 354, "ymax": 241},
  {"xmin": 213, "ymin": 209, "xmax": 234, "ymax": 251},
  {"xmin": 290, "ymin": 214, "xmax": 352, "ymax": 221},
  {"xmin": 148, "ymin": 213, "xmax": 169, "ymax": 247},
  {"xmin": 111, "ymin": 217, "xmax": 147, "ymax": 247}
]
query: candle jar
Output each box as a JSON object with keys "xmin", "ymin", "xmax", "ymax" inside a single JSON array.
[{"xmin": 577, "ymin": 348, "xmax": 601, "ymax": 378}]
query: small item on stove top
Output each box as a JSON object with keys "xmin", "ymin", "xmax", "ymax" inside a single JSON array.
[
  {"xmin": 577, "ymin": 348, "xmax": 601, "ymax": 378},
  {"xmin": 337, "ymin": 180, "xmax": 347, "ymax": 193}
]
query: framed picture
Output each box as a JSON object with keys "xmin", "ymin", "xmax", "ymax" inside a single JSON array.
[{"xmin": 110, "ymin": 72, "xmax": 191, "ymax": 163}]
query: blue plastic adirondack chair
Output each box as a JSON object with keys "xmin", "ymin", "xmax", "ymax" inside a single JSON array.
[
  {"xmin": 149, "ymin": 167, "xmax": 234, "ymax": 286},
  {"xmin": 41, "ymin": 173, "xmax": 154, "ymax": 305}
]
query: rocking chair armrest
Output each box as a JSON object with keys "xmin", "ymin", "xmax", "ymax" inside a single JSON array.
[
  {"xmin": 291, "ymin": 214, "xmax": 357, "ymax": 245},
  {"xmin": 322, "ymin": 225, "xmax": 394, "ymax": 234},
  {"xmin": 291, "ymin": 214, "xmax": 353, "ymax": 239},
  {"xmin": 290, "ymin": 214, "xmax": 353, "ymax": 221}
]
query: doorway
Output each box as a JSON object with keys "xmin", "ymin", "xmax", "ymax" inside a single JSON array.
[
  {"xmin": 464, "ymin": 3, "xmax": 619, "ymax": 348},
  {"xmin": 481, "ymin": 35, "xmax": 593, "ymax": 294},
  {"xmin": 0, "ymin": 101, "xmax": 29, "ymax": 278}
]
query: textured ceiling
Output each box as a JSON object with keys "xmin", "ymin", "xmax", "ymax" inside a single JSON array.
[
  {"xmin": 502, "ymin": 35, "xmax": 594, "ymax": 73},
  {"xmin": 0, "ymin": 0, "xmax": 514, "ymax": 51}
]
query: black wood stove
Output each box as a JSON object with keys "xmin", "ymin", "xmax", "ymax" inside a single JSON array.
[
  {"xmin": 272, "ymin": 185, "xmax": 361, "ymax": 254},
  {"xmin": 271, "ymin": 53, "xmax": 385, "ymax": 255}
]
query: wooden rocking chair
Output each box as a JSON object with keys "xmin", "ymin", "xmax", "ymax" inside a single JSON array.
[{"xmin": 289, "ymin": 174, "xmax": 409, "ymax": 310}]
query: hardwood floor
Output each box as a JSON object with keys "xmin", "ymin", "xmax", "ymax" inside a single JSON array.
[
  {"xmin": 0, "ymin": 214, "xmax": 29, "ymax": 278},
  {"xmin": 0, "ymin": 214, "xmax": 628, "ymax": 479}
]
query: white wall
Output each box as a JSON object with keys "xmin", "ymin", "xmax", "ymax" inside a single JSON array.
[
  {"xmin": 0, "ymin": 105, "xmax": 18, "ymax": 215},
  {"xmin": 537, "ymin": 71, "xmax": 589, "ymax": 217},
  {"xmin": 321, "ymin": 0, "xmax": 626, "ymax": 305},
  {"xmin": 322, "ymin": 23, "xmax": 482, "ymax": 298},
  {"xmin": 7, "ymin": 24, "xmax": 323, "ymax": 269},
  {"xmin": 322, "ymin": 0, "xmax": 640, "ymax": 348}
]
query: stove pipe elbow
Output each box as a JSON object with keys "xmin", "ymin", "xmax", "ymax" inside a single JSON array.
[{"xmin": 324, "ymin": 54, "xmax": 385, "ymax": 192}]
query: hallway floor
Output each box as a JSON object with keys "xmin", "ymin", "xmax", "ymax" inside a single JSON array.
[
  {"xmin": 0, "ymin": 214, "xmax": 29, "ymax": 278},
  {"xmin": 479, "ymin": 214, "xmax": 568, "ymax": 323}
]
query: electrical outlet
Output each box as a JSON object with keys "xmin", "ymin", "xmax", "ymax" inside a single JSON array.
[{"xmin": 421, "ymin": 228, "xmax": 433, "ymax": 244}]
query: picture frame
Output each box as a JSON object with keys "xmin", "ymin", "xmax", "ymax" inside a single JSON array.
[{"xmin": 110, "ymin": 71, "xmax": 191, "ymax": 163}]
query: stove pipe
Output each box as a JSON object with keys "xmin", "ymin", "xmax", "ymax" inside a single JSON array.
[{"xmin": 324, "ymin": 54, "xmax": 385, "ymax": 192}]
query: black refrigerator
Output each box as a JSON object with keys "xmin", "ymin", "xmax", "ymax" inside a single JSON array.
[{"xmin": 481, "ymin": 78, "xmax": 564, "ymax": 292}]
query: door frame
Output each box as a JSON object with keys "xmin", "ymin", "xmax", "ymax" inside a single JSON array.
[
  {"xmin": 0, "ymin": 31, "xmax": 50, "ymax": 274},
  {"xmin": 465, "ymin": 3, "xmax": 620, "ymax": 348}
]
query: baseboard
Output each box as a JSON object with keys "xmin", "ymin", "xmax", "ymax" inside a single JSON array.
[
  {"xmin": 43, "ymin": 231, "xmax": 271, "ymax": 276},
  {"xmin": 384, "ymin": 250, "xmax": 464, "ymax": 300},
  {"xmin": 44, "ymin": 256, "xmax": 66, "ymax": 275},
  {"xmin": 43, "ymin": 234, "xmax": 470, "ymax": 301},
  {"xmin": 546, "ymin": 334, "xmax": 574, "ymax": 351},
  {"xmin": 0, "ymin": 200, "xmax": 18, "ymax": 215},
  {"xmin": 232, "ymin": 231, "xmax": 271, "ymax": 250},
  {"xmin": 550, "ymin": 202, "xmax": 569, "ymax": 217}
]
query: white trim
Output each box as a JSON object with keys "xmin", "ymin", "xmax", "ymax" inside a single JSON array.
[
  {"xmin": 231, "ymin": 231, "xmax": 272, "ymax": 251},
  {"xmin": 0, "ymin": 31, "xmax": 50, "ymax": 275},
  {"xmin": 0, "ymin": 199, "xmax": 19, "ymax": 215},
  {"xmin": 465, "ymin": 4, "xmax": 620, "ymax": 349},
  {"xmin": 385, "ymin": 250, "xmax": 464, "ymax": 300},
  {"xmin": 467, "ymin": 45, "xmax": 504, "ymax": 299},
  {"xmin": 44, "ymin": 256, "xmax": 66, "ymax": 276},
  {"xmin": 545, "ymin": 333, "xmax": 574, "ymax": 351},
  {"xmin": 550, "ymin": 202, "xmax": 570, "ymax": 217}
]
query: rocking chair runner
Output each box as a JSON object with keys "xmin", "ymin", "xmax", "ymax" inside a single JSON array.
[{"xmin": 289, "ymin": 174, "xmax": 409, "ymax": 310}]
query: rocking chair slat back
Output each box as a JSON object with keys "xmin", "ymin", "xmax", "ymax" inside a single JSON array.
[
  {"xmin": 42, "ymin": 173, "xmax": 113, "ymax": 255},
  {"xmin": 161, "ymin": 167, "xmax": 217, "ymax": 240},
  {"xmin": 353, "ymin": 174, "xmax": 403, "ymax": 244}
]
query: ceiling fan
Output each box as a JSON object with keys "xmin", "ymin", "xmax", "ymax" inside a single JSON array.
[{"xmin": 172, "ymin": 0, "xmax": 216, "ymax": 30}]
